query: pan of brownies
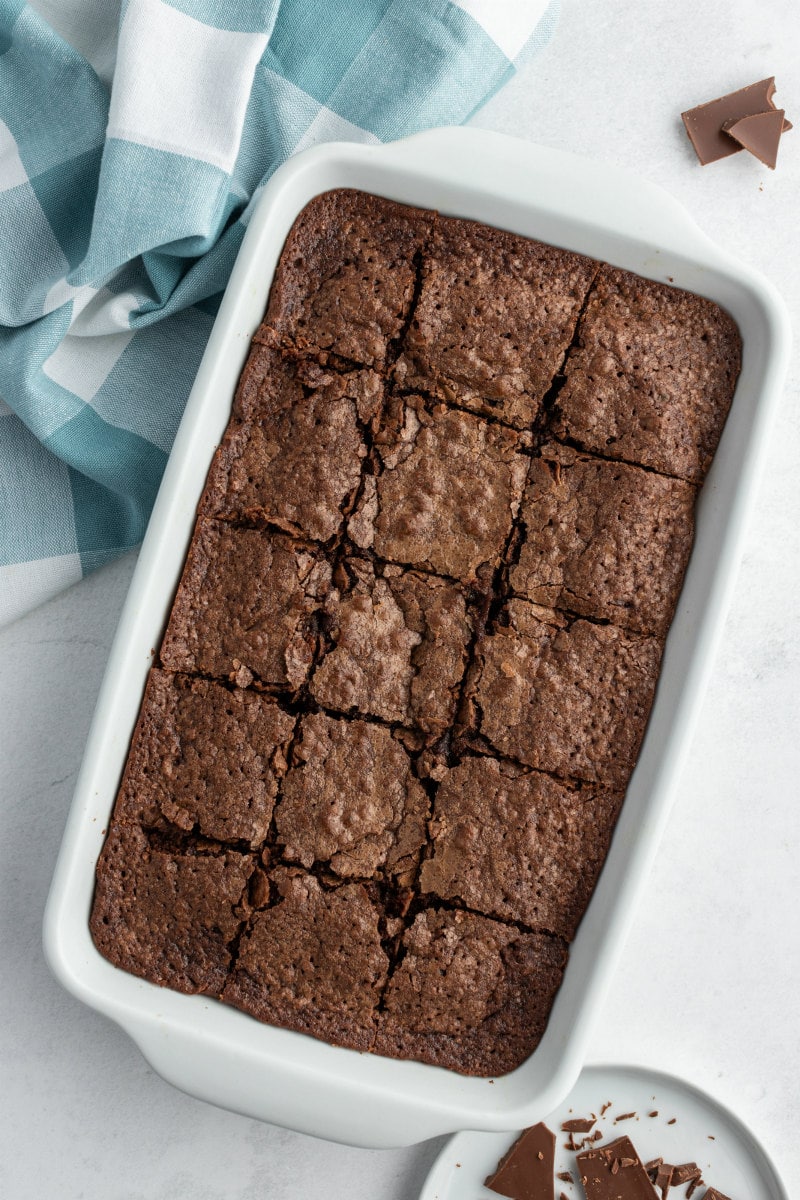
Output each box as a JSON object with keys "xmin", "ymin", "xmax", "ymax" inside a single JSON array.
[{"xmin": 44, "ymin": 128, "xmax": 790, "ymax": 1147}]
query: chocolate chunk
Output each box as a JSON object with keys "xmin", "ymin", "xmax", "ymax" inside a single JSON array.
[
  {"xmin": 654, "ymin": 1162, "xmax": 674, "ymax": 1199},
  {"xmin": 484, "ymin": 1123, "xmax": 556, "ymax": 1200},
  {"xmin": 577, "ymin": 1136, "xmax": 659, "ymax": 1199},
  {"xmin": 700, "ymin": 1192, "xmax": 732, "ymax": 1200},
  {"xmin": 561, "ymin": 1116, "xmax": 596, "ymax": 1133},
  {"xmin": 670, "ymin": 1164, "xmax": 700, "ymax": 1184},
  {"xmin": 682, "ymin": 77, "xmax": 791, "ymax": 165},
  {"xmin": 724, "ymin": 109, "xmax": 785, "ymax": 169}
]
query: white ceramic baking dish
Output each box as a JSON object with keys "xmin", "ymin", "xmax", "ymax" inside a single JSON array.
[{"xmin": 43, "ymin": 128, "xmax": 790, "ymax": 1149}]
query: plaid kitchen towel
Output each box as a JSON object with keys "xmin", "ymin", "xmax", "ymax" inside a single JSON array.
[{"xmin": 0, "ymin": 0, "xmax": 558, "ymax": 627}]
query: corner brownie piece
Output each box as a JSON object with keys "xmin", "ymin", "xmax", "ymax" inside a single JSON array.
[
  {"xmin": 552, "ymin": 266, "xmax": 741, "ymax": 482},
  {"xmin": 113, "ymin": 670, "xmax": 295, "ymax": 847},
  {"xmin": 469, "ymin": 600, "xmax": 662, "ymax": 790},
  {"xmin": 420, "ymin": 757, "xmax": 622, "ymax": 939},
  {"xmin": 160, "ymin": 522, "xmax": 331, "ymax": 690},
  {"xmin": 348, "ymin": 394, "xmax": 527, "ymax": 581},
  {"xmin": 261, "ymin": 189, "xmax": 433, "ymax": 369},
  {"xmin": 393, "ymin": 216, "xmax": 598, "ymax": 429},
  {"xmin": 201, "ymin": 346, "xmax": 383, "ymax": 543},
  {"xmin": 309, "ymin": 558, "xmax": 475, "ymax": 736},
  {"xmin": 90, "ymin": 825, "xmax": 253, "ymax": 994},
  {"xmin": 374, "ymin": 909, "xmax": 567, "ymax": 1075},
  {"xmin": 511, "ymin": 443, "xmax": 696, "ymax": 636},
  {"xmin": 275, "ymin": 712, "xmax": 428, "ymax": 883},
  {"xmin": 222, "ymin": 868, "xmax": 388, "ymax": 1052}
]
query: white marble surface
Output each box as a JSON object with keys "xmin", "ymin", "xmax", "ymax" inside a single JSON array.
[{"xmin": 2, "ymin": 1, "xmax": 799, "ymax": 1195}]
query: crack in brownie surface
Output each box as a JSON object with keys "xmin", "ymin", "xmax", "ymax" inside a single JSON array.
[
  {"xmin": 348, "ymin": 392, "xmax": 528, "ymax": 581},
  {"xmin": 113, "ymin": 669, "xmax": 295, "ymax": 848},
  {"xmin": 393, "ymin": 215, "xmax": 599, "ymax": 429},
  {"xmin": 551, "ymin": 265, "xmax": 741, "ymax": 482},
  {"xmin": 420, "ymin": 755, "xmax": 623, "ymax": 939},
  {"xmin": 159, "ymin": 522, "xmax": 332, "ymax": 691},
  {"xmin": 466, "ymin": 600, "xmax": 663, "ymax": 790},
  {"xmin": 511, "ymin": 442, "xmax": 697, "ymax": 636},
  {"xmin": 274, "ymin": 711, "xmax": 428, "ymax": 883},
  {"xmin": 261, "ymin": 189, "xmax": 434, "ymax": 369},
  {"xmin": 201, "ymin": 343, "xmax": 384, "ymax": 543}
]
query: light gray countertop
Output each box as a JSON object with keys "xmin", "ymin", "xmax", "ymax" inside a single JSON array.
[{"xmin": 2, "ymin": 1, "xmax": 798, "ymax": 1195}]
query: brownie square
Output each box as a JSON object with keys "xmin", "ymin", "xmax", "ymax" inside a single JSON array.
[
  {"xmin": 274, "ymin": 712, "xmax": 428, "ymax": 883},
  {"xmin": 309, "ymin": 558, "xmax": 475, "ymax": 736},
  {"xmin": 469, "ymin": 600, "xmax": 662, "ymax": 790},
  {"xmin": 200, "ymin": 345, "xmax": 383, "ymax": 543},
  {"xmin": 112, "ymin": 670, "xmax": 295, "ymax": 848},
  {"xmin": 262, "ymin": 189, "xmax": 433, "ymax": 369},
  {"xmin": 90, "ymin": 825, "xmax": 253, "ymax": 995},
  {"xmin": 222, "ymin": 868, "xmax": 388, "ymax": 1052},
  {"xmin": 420, "ymin": 756, "xmax": 622, "ymax": 939},
  {"xmin": 552, "ymin": 266, "xmax": 741, "ymax": 482},
  {"xmin": 511, "ymin": 443, "xmax": 697, "ymax": 636},
  {"xmin": 373, "ymin": 909, "xmax": 567, "ymax": 1076},
  {"xmin": 348, "ymin": 394, "xmax": 528, "ymax": 581},
  {"xmin": 160, "ymin": 522, "xmax": 331, "ymax": 690},
  {"xmin": 393, "ymin": 216, "xmax": 598, "ymax": 429}
]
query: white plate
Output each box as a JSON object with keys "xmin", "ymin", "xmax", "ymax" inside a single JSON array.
[
  {"xmin": 43, "ymin": 129, "xmax": 791, "ymax": 1148},
  {"xmin": 422, "ymin": 1064, "xmax": 789, "ymax": 1200}
]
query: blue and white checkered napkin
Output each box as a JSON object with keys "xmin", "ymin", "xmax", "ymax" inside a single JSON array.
[{"xmin": 0, "ymin": 0, "xmax": 557, "ymax": 627}]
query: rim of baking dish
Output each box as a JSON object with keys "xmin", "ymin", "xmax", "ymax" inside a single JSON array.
[{"xmin": 43, "ymin": 128, "xmax": 791, "ymax": 1148}]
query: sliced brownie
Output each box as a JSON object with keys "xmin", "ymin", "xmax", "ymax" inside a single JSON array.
[
  {"xmin": 393, "ymin": 215, "xmax": 598, "ymax": 429},
  {"xmin": 274, "ymin": 712, "xmax": 428, "ymax": 883},
  {"xmin": 348, "ymin": 394, "xmax": 527, "ymax": 581},
  {"xmin": 201, "ymin": 345, "xmax": 383, "ymax": 543},
  {"xmin": 90, "ymin": 824, "xmax": 253, "ymax": 995},
  {"xmin": 309, "ymin": 558, "xmax": 476, "ymax": 737},
  {"xmin": 113, "ymin": 669, "xmax": 294, "ymax": 848},
  {"xmin": 468, "ymin": 600, "xmax": 662, "ymax": 790},
  {"xmin": 222, "ymin": 868, "xmax": 389, "ymax": 1053},
  {"xmin": 511, "ymin": 443, "xmax": 696, "ymax": 636},
  {"xmin": 420, "ymin": 756, "xmax": 622, "ymax": 938},
  {"xmin": 261, "ymin": 189, "xmax": 433, "ymax": 369},
  {"xmin": 374, "ymin": 908, "xmax": 568, "ymax": 1076},
  {"xmin": 159, "ymin": 522, "xmax": 331, "ymax": 691},
  {"xmin": 552, "ymin": 266, "xmax": 741, "ymax": 482}
]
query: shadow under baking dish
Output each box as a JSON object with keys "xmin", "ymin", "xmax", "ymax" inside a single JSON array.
[{"xmin": 43, "ymin": 128, "xmax": 791, "ymax": 1149}]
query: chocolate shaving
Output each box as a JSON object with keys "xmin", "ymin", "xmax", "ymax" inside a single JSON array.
[
  {"xmin": 562, "ymin": 1117, "xmax": 596, "ymax": 1133},
  {"xmin": 614, "ymin": 1111, "xmax": 637, "ymax": 1122}
]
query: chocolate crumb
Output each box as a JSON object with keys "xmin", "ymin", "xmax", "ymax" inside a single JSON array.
[
  {"xmin": 672, "ymin": 1163, "xmax": 701, "ymax": 1185},
  {"xmin": 667, "ymin": 1118, "xmax": 677, "ymax": 1125},
  {"xmin": 614, "ymin": 1111, "xmax": 637, "ymax": 1122},
  {"xmin": 557, "ymin": 1171, "xmax": 574, "ymax": 1184},
  {"xmin": 648, "ymin": 1110, "xmax": 659, "ymax": 1117},
  {"xmin": 611, "ymin": 1158, "xmax": 620, "ymax": 1175},
  {"xmin": 562, "ymin": 1117, "xmax": 596, "ymax": 1133},
  {"xmin": 707, "ymin": 1134, "xmax": 715, "ymax": 1140},
  {"xmin": 560, "ymin": 1193, "xmax": 569, "ymax": 1200},
  {"xmin": 600, "ymin": 1102, "xmax": 612, "ymax": 1116}
]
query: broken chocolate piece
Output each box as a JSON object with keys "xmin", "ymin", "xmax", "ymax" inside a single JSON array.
[
  {"xmin": 671, "ymin": 1163, "xmax": 701, "ymax": 1185},
  {"xmin": 724, "ymin": 108, "xmax": 785, "ymax": 169},
  {"xmin": 682, "ymin": 76, "xmax": 791, "ymax": 165},
  {"xmin": 484, "ymin": 1123, "xmax": 556, "ymax": 1200},
  {"xmin": 562, "ymin": 1116, "xmax": 596, "ymax": 1133},
  {"xmin": 614, "ymin": 1111, "xmax": 637, "ymax": 1122},
  {"xmin": 577, "ymin": 1136, "xmax": 659, "ymax": 1200},
  {"xmin": 700, "ymin": 1192, "xmax": 732, "ymax": 1200},
  {"xmin": 654, "ymin": 1161, "xmax": 674, "ymax": 1199},
  {"xmin": 557, "ymin": 1172, "xmax": 574, "ymax": 1184}
]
